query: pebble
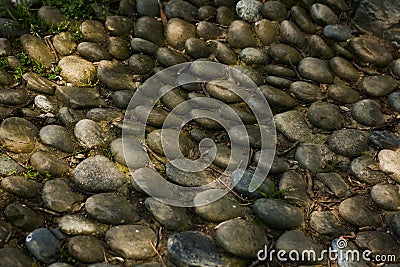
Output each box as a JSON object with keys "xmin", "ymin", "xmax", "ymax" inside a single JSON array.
[
  {"xmin": 209, "ymin": 40, "xmax": 238, "ymax": 65},
  {"xmin": 274, "ymin": 110, "xmax": 314, "ymax": 142},
  {"xmin": 1, "ymin": 175, "xmax": 42, "ymax": 199},
  {"xmin": 280, "ymin": 20, "xmax": 305, "ymax": 48},
  {"xmin": 216, "ymin": 218, "xmax": 267, "ymax": 258},
  {"xmin": 112, "ymin": 90, "xmax": 134, "ymax": 109},
  {"xmin": 34, "ymin": 95, "xmax": 56, "ymax": 113},
  {"xmin": 156, "ymin": 47, "xmax": 187, "ymax": 67},
  {"xmin": 316, "ymin": 172, "xmax": 350, "ymax": 198},
  {"xmin": 136, "ymin": 0, "xmax": 159, "ymax": 17},
  {"xmin": 329, "ymin": 129, "xmax": 368, "ymax": 158},
  {"xmin": 165, "ymin": 0, "xmax": 198, "ymax": 21},
  {"xmin": 97, "ymin": 60, "xmax": 135, "ymax": 91},
  {"xmin": 0, "ymin": 247, "xmax": 33, "ymax": 267},
  {"xmin": 85, "ymin": 193, "xmax": 139, "ymax": 224},
  {"xmin": 58, "ymin": 214, "xmax": 107, "ymax": 235},
  {"xmin": 289, "ymin": 81, "xmax": 324, "ymax": 102},
  {"xmin": 0, "ymin": 117, "xmax": 38, "ymax": 153},
  {"xmin": 55, "ymin": 86, "xmax": 105, "ymax": 109},
  {"xmin": 167, "ymin": 231, "xmax": 223, "ymax": 266},
  {"xmin": 74, "ymin": 119, "xmax": 107, "ymax": 148},
  {"xmin": 0, "ymin": 89, "xmax": 29, "ymax": 106},
  {"xmin": 253, "ymin": 198, "xmax": 304, "ymax": 230},
  {"xmin": 289, "ymin": 5, "xmax": 315, "ymax": 34},
  {"xmin": 194, "ymin": 189, "xmax": 246, "ymax": 222},
  {"xmin": 134, "ymin": 16, "xmax": 165, "ymax": 46},
  {"xmin": 260, "ymin": 84, "xmax": 298, "ymax": 110},
  {"xmin": 39, "ymin": 125, "xmax": 75, "ymax": 153},
  {"xmin": 227, "ymin": 20, "xmax": 257, "ymax": 49},
  {"xmin": 253, "ymin": 151, "xmax": 289, "ymax": 174},
  {"xmin": 295, "ymin": 144, "xmax": 323, "ymax": 173},
  {"xmin": 166, "ymin": 162, "xmax": 215, "ymax": 187},
  {"xmin": 307, "ymin": 34, "xmax": 334, "ymax": 59},
  {"xmin": 310, "ymin": 211, "xmax": 347, "ymax": 235},
  {"xmin": 261, "ymin": 0, "xmax": 287, "ymax": 22},
  {"xmin": 378, "ymin": 149, "xmax": 400, "ymax": 182},
  {"xmin": 38, "ymin": 6, "xmax": 65, "ymax": 26},
  {"xmin": 196, "ymin": 21, "xmax": 223, "ymax": 40},
  {"xmin": 279, "ymin": 170, "xmax": 310, "ymax": 206},
  {"xmin": 298, "ymin": 57, "xmax": 335, "ymax": 84},
  {"xmin": 0, "ymin": 155, "xmax": 24, "ymax": 176},
  {"xmin": 20, "ymin": 34, "xmax": 55, "ymax": 67},
  {"xmin": 104, "ymin": 16, "xmax": 133, "ymax": 36},
  {"xmin": 110, "ymin": 137, "xmax": 148, "ymax": 169},
  {"xmin": 68, "ymin": 236, "xmax": 104, "ymax": 263},
  {"xmin": 105, "ymin": 225, "xmax": 157, "ymax": 259},
  {"xmin": 166, "ymin": 18, "xmax": 196, "ymax": 50},
  {"xmin": 25, "ymin": 228, "xmax": 62, "ymax": 263},
  {"xmin": 52, "ymin": 32, "xmax": 77, "ymax": 56},
  {"xmin": 351, "ymin": 99, "xmax": 385, "ymax": 126},
  {"xmin": 339, "ymin": 197, "xmax": 381, "ymax": 227},
  {"xmin": 80, "ymin": 20, "xmax": 108, "ymax": 43},
  {"xmin": 350, "ymin": 156, "xmax": 387, "ymax": 185},
  {"xmin": 268, "ymin": 43, "xmax": 303, "ymax": 65},
  {"xmin": 310, "ymin": 3, "xmax": 339, "ymax": 26},
  {"xmin": 77, "ymin": 42, "xmax": 112, "ymax": 62},
  {"xmin": 0, "ymin": 69, "xmax": 15, "ymax": 87},
  {"xmin": 198, "ymin": 5, "xmax": 217, "ymax": 20},
  {"xmin": 368, "ymin": 130, "xmax": 400, "ymax": 150},
  {"xmin": 86, "ymin": 108, "xmax": 123, "ymax": 123},
  {"xmin": 355, "ymin": 231, "xmax": 400, "ymax": 258},
  {"xmin": 185, "ymin": 38, "xmax": 211, "ymax": 59},
  {"xmin": 4, "ymin": 203, "xmax": 44, "ymax": 231},
  {"xmin": 42, "ymin": 178, "xmax": 83, "ymax": 213},
  {"xmin": 128, "ymin": 54, "xmax": 155, "ymax": 75},
  {"xmin": 254, "ymin": 19, "xmax": 279, "ymax": 45},
  {"xmin": 131, "ymin": 38, "xmax": 159, "ymax": 55},
  {"xmin": 0, "ymin": 38, "xmax": 11, "ymax": 56},
  {"xmin": 371, "ymin": 183, "xmax": 400, "ymax": 211},
  {"xmin": 390, "ymin": 213, "xmax": 400, "ymax": 237},
  {"xmin": 308, "ymin": 101, "xmax": 342, "ymax": 130},
  {"xmin": 146, "ymin": 129, "xmax": 194, "ymax": 159},
  {"xmin": 328, "ymin": 83, "xmax": 360, "ymax": 104},
  {"xmin": 231, "ymin": 168, "xmax": 274, "ymax": 198},
  {"xmin": 235, "ymin": 0, "xmax": 262, "ymax": 22},
  {"xmin": 323, "ymin": 24, "xmax": 352, "ymax": 41},
  {"xmin": 58, "ymin": 55, "xmax": 97, "ymax": 86},
  {"xmin": 388, "ymin": 91, "xmax": 400, "ymax": 112},
  {"xmin": 361, "ymin": 75, "xmax": 397, "ymax": 97},
  {"xmin": 22, "ymin": 71, "xmax": 56, "ymax": 95},
  {"xmin": 350, "ymin": 36, "xmax": 393, "ymax": 67},
  {"xmin": 72, "ymin": 155, "xmax": 126, "ymax": 192},
  {"xmin": 330, "ymin": 56, "xmax": 359, "ymax": 82}
]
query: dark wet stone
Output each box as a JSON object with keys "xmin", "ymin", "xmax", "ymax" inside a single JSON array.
[
  {"xmin": 328, "ymin": 84, "xmax": 360, "ymax": 104},
  {"xmin": 350, "ymin": 156, "xmax": 387, "ymax": 185},
  {"xmin": 0, "ymin": 89, "xmax": 29, "ymax": 106},
  {"xmin": 352, "ymin": 99, "xmax": 385, "ymax": 127},
  {"xmin": 298, "ymin": 57, "xmax": 334, "ymax": 84},
  {"xmin": 227, "ymin": 20, "xmax": 257, "ymax": 49},
  {"xmin": 268, "ymin": 43, "xmax": 303, "ymax": 65},
  {"xmin": 371, "ymin": 183, "xmax": 400, "ymax": 211},
  {"xmin": 390, "ymin": 213, "xmax": 400, "ymax": 237},
  {"xmin": 295, "ymin": 144, "xmax": 323, "ymax": 173},
  {"xmin": 289, "ymin": 81, "xmax": 324, "ymax": 102},
  {"xmin": 253, "ymin": 198, "xmax": 303, "ymax": 230},
  {"xmin": 1, "ymin": 176, "xmax": 42, "ymax": 199},
  {"xmin": 106, "ymin": 35, "xmax": 133, "ymax": 59},
  {"xmin": 42, "ymin": 178, "xmax": 83, "ymax": 213},
  {"xmin": 231, "ymin": 168, "xmax": 274, "ymax": 197},
  {"xmin": 0, "ymin": 247, "xmax": 33, "ymax": 267},
  {"xmin": 55, "ymin": 86, "xmax": 104, "ymax": 109},
  {"xmin": 105, "ymin": 15, "xmax": 134, "ymax": 36},
  {"xmin": 194, "ymin": 189, "xmax": 246, "ymax": 222},
  {"xmin": 168, "ymin": 231, "xmax": 223, "ymax": 266},
  {"xmin": 30, "ymin": 151, "xmax": 69, "ymax": 176},
  {"xmin": 106, "ymin": 225, "xmax": 157, "ymax": 259},
  {"xmin": 0, "ymin": 117, "xmax": 38, "ymax": 153},
  {"xmin": 254, "ymin": 19, "xmax": 279, "ymax": 45},
  {"xmin": 4, "ymin": 203, "xmax": 44, "ymax": 231},
  {"xmin": 252, "ymin": 151, "xmax": 289, "ymax": 174},
  {"xmin": 216, "ymin": 6, "xmax": 237, "ymax": 26},
  {"xmin": 196, "ymin": 21, "xmax": 223, "ymax": 40},
  {"xmin": 280, "ymin": 20, "xmax": 305, "ymax": 48},
  {"xmin": 0, "ymin": 68, "xmax": 15, "ymax": 88},
  {"xmin": 85, "ymin": 193, "xmax": 139, "ymax": 224},
  {"xmin": 68, "ymin": 236, "xmax": 104, "ymax": 263},
  {"xmin": 112, "ymin": 90, "xmax": 134, "ymax": 109},
  {"xmin": 38, "ymin": 6, "xmax": 65, "ymax": 26},
  {"xmin": 310, "ymin": 3, "xmax": 339, "ymax": 26},
  {"xmin": 261, "ymin": 85, "xmax": 297, "ymax": 110},
  {"xmin": 209, "ymin": 40, "xmax": 238, "ymax": 65},
  {"xmin": 166, "ymin": 18, "xmax": 196, "ymax": 50},
  {"xmin": 307, "ymin": 35, "xmax": 334, "ymax": 59},
  {"xmin": 0, "ymin": 18, "xmax": 28, "ymax": 38},
  {"xmin": 216, "ymin": 218, "xmax": 267, "ymax": 258},
  {"xmin": 310, "ymin": 211, "xmax": 347, "ymax": 236},
  {"xmin": 316, "ymin": 172, "xmax": 350, "ymax": 198},
  {"xmin": 323, "ymin": 24, "xmax": 352, "ymax": 41},
  {"xmin": 156, "ymin": 47, "xmax": 187, "ymax": 67},
  {"xmin": 128, "ymin": 54, "xmax": 155, "ymax": 75},
  {"xmin": 274, "ymin": 110, "xmax": 314, "ymax": 142},
  {"xmin": 145, "ymin": 197, "xmax": 190, "ymax": 230},
  {"xmin": 329, "ymin": 129, "xmax": 368, "ymax": 158},
  {"xmin": 388, "ymin": 91, "xmax": 400, "ymax": 112},
  {"xmin": 289, "ymin": 5, "xmax": 315, "ymax": 34},
  {"xmin": 330, "ymin": 56, "xmax": 359, "ymax": 82},
  {"xmin": 165, "ymin": 0, "xmax": 198, "ymax": 21},
  {"xmin": 136, "ymin": 0, "xmax": 159, "ymax": 16},
  {"xmin": 308, "ymin": 101, "xmax": 342, "ymax": 130},
  {"xmin": 265, "ymin": 65, "xmax": 296, "ymax": 78},
  {"xmin": 236, "ymin": 0, "xmax": 262, "ymax": 22},
  {"xmin": 0, "ymin": 38, "xmax": 11, "ymax": 56},
  {"xmin": 349, "ymin": 36, "xmax": 393, "ymax": 67},
  {"xmin": 369, "ymin": 130, "xmax": 400, "ymax": 150},
  {"xmin": 134, "ymin": 16, "xmax": 164, "ymax": 46},
  {"xmin": 77, "ymin": 42, "xmax": 112, "ymax": 62},
  {"xmin": 339, "ymin": 197, "xmax": 381, "ymax": 227},
  {"xmin": 355, "ymin": 231, "xmax": 400, "ymax": 259},
  {"xmin": 58, "ymin": 214, "xmax": 107, "ymax": 236},
  {"xmin": 261, "ymin": 0, "xmax": 287, "ymax": 22},
  {"xmin": 72, "ymin": 155, "xmax": 126, "ymax": 192},
  {"xmin": 25, "ymin": 228, "xmax": 62, "ymax": 263},
  {"xmin": 279, "ymin": 170, "xmax": 310, "ymax": 206},
  {"xmin": 198, "ymin": 5, "xmax": 216, "ymax": 20},
  {"xmin": 52, "ymin": 32, "xmax": 77, "ymax": 56},
  {"xmin": 131, "ymin": 38, "xmax": 159, "ymax": 55},
  {"xmin": 185, "ymin": 38, "xmax": 211, "ymax": 59},
  {"xmin": 80, "ymin": 20, "xmax": 107, "ymax": 43},
  {"xmin": 361, "ymin": 75, "xmax": 397, "ymax": 97},
  {"xmin": 97, "ymin": 60, "xmax": 135, "ymax": 91},
  {"xmin": 165, "ymin": 162, "xmax": 215, "ymax": 187}
]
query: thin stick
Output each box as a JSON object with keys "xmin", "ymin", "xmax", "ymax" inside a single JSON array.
[
  {"xmin": 305, "ymin": 169, "xmax": 315, "ymax": 198},
  {"xmin": 150, "ymin": 240, "xmax": 167, "ymax": 267}
]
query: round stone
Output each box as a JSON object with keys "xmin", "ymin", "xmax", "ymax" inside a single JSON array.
[
  {"xmin": 106, "ymin": 37, "xmax": 131, "ymax": 60},
  {"xmin": 328, "ymin": 84, "xmax": 360, "ymax": 104},
  {"xmin": 274, "ymin": 110, "xmax": 314, "ymax": 143},
  {"xmin": 388, "ymin": 92, "xmax": 400, "ymax": 112},
  {"xmin": 275, "ymin": 230, "xmax": 323, "ymax": 260},
  {"xmin": 298, "ymin": 57, "xmax": 334, "ymax": 84},
  {"xmin": 131, "ymin": 38, "xmax": 159, "ymax": 55},
  {"xmin": 254, "ymin": 19, "xmax": 279, "ymax": 46},
  {"xmin": 77, "ymin": 42, "xmax": 112, "ymax": 62},
  {"xmin": 260, "ymin": 84, "xmax": 298, "ymax": 110},
  {"xmin": 74, "ymin": 119, "xmax": 106, "ymax": 149},
  {"xmin": 309, "ymin": 211, "xmax": 347, "ymax": 236},
  {"xmin": 146, "ymin": 129, "xmax": 194, "ymax": 159},
  {"xmin": 164, "ymin": 0, "xmax": 198, "ymax": 22},
  {"xmin": 134, "ymin": 17, "xmax": 164, "ymax": 46},
  {"xmin": 1, "ymin": 176, "xmax": 42, "ymax": 199},
  {"xmin": 239, "ymin": 47, "xmax": 268, "ymax": 65},
  {"xmin": 128, "ymin": 54, "xmax": 155, "ymax": 75},
  {"xmin": 280, "ymin": 20, "xmax": 305, "ymax": 48},
  {"xmin": 104, "ymin": 16, "xmax": 134, "ymax": 36},
  {"xmin": 339, "ymin": 197, "xmax": 381, "ymax": 227},
  {"xmin": 216, "ymin": 6, "xmax": 236, "ymax": 26},
  {"xmin": 295, "ymin": 144, "xmax": 323, "ymax": 174},
  {"xmin": 136, "ymin": 0, "xmax": 160, "ymax": 17},
  {"xmin": 80, "ymin": 20, "xmax": 108, "ymax": 43},
  {"xmin": 165, "ymin": 18, "xmax": 196, "ymax": 50},
  {"xmin": 156, "ymin": 47, "xmax": 187, "ymax": 67},
  {"xmin": 307, "ymin": 34, "xmax": 334, "ymax": 59},
  {"xmin": 227, "ymin": 20, "xmax": 257, "ymax": 49},
  {"xmin": 185, "ymin": 38, "xmax": 211, "ymax": 59},
  {"xmin": 39, "ymin": 125, "xmax": 75, "ymax": 153},
  {"xmin": 261, "ymin": 0, "xmax": 287, "ymax": 22},
  {"xmin": 349, "ymin": 36, "xmax": 393, "ymax": 67},
  {"xmin": 97, "ymin": 60, "xmax": 135, "ymax": 91},
  {"xmin": 329, "ymin": 56, "xmax": 359, "ymax": 82},
  {"xmin": 361, "ymin": 75, "xmax": 397, "ymax": 97},
  {"xmin": 58, "ymin": 55, "xmax": 97, "ymax": 86},
  {"xmin": 351, "ymin": 99, "xmax": 385, "ymax": 126},
  {"xmin": 310, "ymin": 3, "xmax": 339, "ymax": 25},
  {"xmin": 165, "ymin": 162, "xmax": 215, "ymax": 187},
  {"xmin": 371, "ymin": 184, "xmax": 400, "ymax": 211},
  {"xmin": 58, "ymin": 214, "xmax": 107, "ymax": 236},
  {"xmin": 290, "ymin": 5, "xmax": 315, "ymax": 34},
  {"xmin": 323, "ymin": 24, "xmax": 352, "ymax": 41},
  {"xmin": 350, "ymin": 156, "xmax": 387, "ymax": 185},
  {"xmin": 308, "ymin": 101, "xmax": 342, "ymax": 130},
  {"xmin": 42, "ymin": 178, "xmax": 83, "ymax": 213},
  {"xmin": 268, "ymin": 43, "xmax": 303, "ymax": 65},
  {"xmin": 329, "ymin": 129, "xmax": 368, "ymax": 158},
  {"xmin": 110, "ymin": 137, "xmax": 148, "ymax": 169},
  {"xmin": 378, "ymin": 149, "xmax": 400, "ymax": 183},
  {"xmin": 52, "ymin": 32, "xmax": 76, "ymax": 56},
  {"xmin": 68, "ymin": 236, "xmax": 104, "ymax": 263},
  {"xmin": 289, "ymin": 81, "xmax": 324, "ymax": 102},
  {"xmin": 0, "ymin": 117, "xmax": 38, "ymax": 153}
]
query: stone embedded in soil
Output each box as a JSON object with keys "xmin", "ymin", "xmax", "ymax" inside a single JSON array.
[
  {"xmin": 146, "ymin": 129, "xmax": 194, "ymax": 159},
  {"xmin": 39, "ymin": 125, "xmax": 75, "ymax": 153},
  {"xmin": 388, "ymin": 91, "xmax": 400, "ymax": 112},
  {"xmin": 236, "ymin": 0, "xmax": 262, "ymax": 22},
  {"xmin": 134, "ymin": 16, "xmax": 165, "ymax": 46},
  {"xmin": 165, "ymin": 162, "xmax": 215, "ymax": 187},
  {"xmin": 310, "ymin": 211, "xmax": 347, "ymax": 236},
  {"xmin": 58, "ymin": 214, "xmax": 107, "ymax": 236},
  {"xmin": 156, "ymin": 47, "xmax": 188, "ymax": 67},
  {"xmin": 329, "ymin": 56, "xmax": 359, "ymax": 82},
  {"xmin": 361, "ymin": 75, "xmax": 397, "ymax": 97},
  {"xmin": 0, "ymin": 247, "xmax": 33, "ymax": 267},
  {"xmin": 25, "ymin": 228, "xmax": 62, "ymax": 263},
  {"xmin": 261, "ymin": 0, "xmax": 287, "ymax": 22},
  {"xmin": 349, "ymin": 36, "xmax": 393, "ymax": 67},
  {"xmin": 80, "ymin": 20, "xmax": 108, "ymax": 43},
  {"xmin": 97, "ymin": 60, "xmax": 135, "ymax": 91},
  {"xmin": 355, "ymin": 231, "xmax": 400, "ymax": 258},
  {"xmin": 339, "ymin": 197, "xmax": 381, "ymax": 227},
  {"xmin": 350, "ymin": 156, "xmax": 387, "ymax": 185},
  {"xmin": 185, "ymin": 38, "xmax": 211, "ymax": 59},
  {"xmin": 280, "ymin": 20, "xmax": 305, "ymax": 48},
  {"xmin": 0, "ymin": 68, "xmax": 16, "ymax": 87},
  {"xmin": 274, "ymin": 110, "xmax": 314, "ymax": 143},
  {"xmin": 42, "ymin": 178, "xmax": 83, "ymax": 213},
  {"xmin": 4, "ymin": 203, "xmax": 44, "ymax": 231},
  {"xmin": 0, "ymin": 18, "xmax": 28, "ymax": 38},
  {"xmin": 307, "ymin": 34, "xmax": 334, "ymax": 59},
  {"xmin": 279, "ymin": 170, "xmax": 310, "ymax": 206},
  {"xmin": 58, "ymin": 56, "xmax": 97, "ymax": 86},
  {"xmin": 254, "ymin": 19, "xmax": 279, "ymax": 45},
  {"xmin": 290, "ymin": 81, "xmax": 325, "ymax": 103},
  {"xmin": 0, "ymin": 117, "xmax": 38, "ymax": 153},
  {"xmin": 110, "ymin": 137, "xmax": 148, "ymax": 169},
  {"xmin": 38, "ymin": 6, "xmax": 65, "ymax": 27},
  {"xmin": 323, "ymin": 24, "xmax": 352, "ymax": 41},
  {"xmin": 55, "ymin": 86, "xmax": 105, "ymax": 109},
  {"xmin": 20, "ymin": 34, "xmax": 55, "ymax": 67},
  {"xmin": 351, "ymin": 99, "xmax": 385, "ymax": 127},
  {"xmin": 328, "ymin": 83, "xmax": 360, "ymax": 104},
  {"xmin": 227, "ymin": 20, "xmax": 257, "ymax": 49},
  {"xmin": 307, "ymin": 101, "xmax": 342, "ymax": 130},
  {"xmin": 216, "ymin": 218, "xmax": 267, "ymax": 259},
  {"xmin": 290, "ymin": 5, "xmax": 316, "ymax": 34},
  {"xmin": 371, "ymin": 183, "xmax": 400, "ymax": 211},
  {"xmin": 368, "ymin": 131, "xmax": 400, "ymax": 151},
  {"xmin": 268, "ymin": 43, "xmax": 303, "ymax": 65},
  {"xmin": 165, "ymin": 18, "xmax": 196, "ymax": 50},
  {"xmin": 52, "ymin": 32, "xmax": 77, "ymax": 56},
  {"xmin": 260, "ymin": 84, "xmax": 298, "ymax": 110},
  {"xmin": 295, "ymin": 143, "xmax": 323, "ymax": 174},
  {"xmin": 72, "ymin": 155, "xmax": 126, "ymax": 192},
  {"xmin": 329, "ymin": 129, "xmax": 368, "ymax": 158},
  {"xmin": 298, "ymin": 57, "xmax": 335, "ymax": 84},
  {"xmin": 0, "ymin": 155, "xmax": 25, "ymax": 176},
  {"xmin": 74, "ymin": 119, "xmax": 107, "ymax": 149},
  {"xmin": 107, "ymin": 36, "xmax": 131, "ymax": 60},
  {"xmin": 131, "ymin": 38, "xmax": 159, "ymax": 55},
  {"xmin": 68, "ymin": 236, "xmax": 104, "ymax": 263},
  {"xmin": 253, "ymin": 198, "xmax": 304, "ymax": 230},
  {"xmin": 1, "ymin": 176, "xmax": 42, "ymax": 199},
  {"xmin": 77, "ymin": 42, "xmax": 112, "ymax": 62},
  {"xmin": 105, "ymin": 225, "xmax": 157, "ymax": 260},
  {"xmin": 310, "ymin": 3, "xmax": 339, "ymax": 26},
  {"xmin": 128, "ymin": 54, "xmax": 155, "ymax": 75},
  {"xmin": 209, "ymin": 40, "xmax": 238, "ymax": 65},
  {"xmin": 378, "ymin": 149, "xmax": 400, "ymax": 182},
  {"xmin": 85, "ymin": 193, "xmax": 139, "ymax": 225},
  {"xmin": 0, "ymin": 89, "xmax": 29, "ymax": 106},
  {"xmin": 316, "ymin": 172, "xmax": 350, "ymax": 198},
  {"xmin": 104, "ymin": 15, "xmax": 134, "ymax": 36}
]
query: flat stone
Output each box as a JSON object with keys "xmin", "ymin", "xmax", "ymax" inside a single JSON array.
[
  {"xmin": 339, "ymin": 197, "xmax": 381, "ymax": 227},
  {"xmin": 378, "ymin": 149, "xmax": 400, "ymax": 182},
  {"xmin": 316, "ymin": 172, "xmax": 350, "ymax": 198},
  {"xmin": 260, "ymin": 84, "xmax": 298, "ymax": 110},
  {"xmin": 355, "ymin": 231, "xmax": 400, "ymax": 259},
  {"xmin": 39, "ymin": 125, "xmax": 75, "ymax": 153},
  {"xmin": 310, "ymin": 211, "xmax": 347, "ymax": 236},
  {"xmin": 0, "ymin": 117, "xmax": 38, "ymax": 153},
  {"xmin": 308, "ymin": 101, "xmax": 342, "ymax": 130},
  {"xmin": 254, "ymin": 19, "xmax": 279, "ymax": 45},
  {"xmin": 289, "ymin": 81, "xmax": 324, "ymax": 102},
  {"xmin": 0, "ymin": 89, "xmax": 29, "ymax": 106},
  {"xmin": 350, "ymin": 156, "xmax": 387, "ymax": 185},
  {"xmin": 1, "ymin": 175, "xmax": 42, "ymax": 199},
  {"xmin": 253, "ymin": 198, "xmax": 304, "ymax": 230},
  {"xmin": 55, "ymin": 86, "xmax": 105, "ymax": 109},
  {"xmin": 328, "ymin": 84, "xmax": 360, "ymax": 104},
  {"xmin": 298, "ymin": 57, "xmax": 335, "ymax": 84},
  {"xmin": 274, "ymin": 110, "xmax": 314, "ymax": 143},
  {"xmin": 231, "ymin": 168, "xmax": 274, "ymax": 198},
  {"xmin": 97, "ymin": 60, "xmax": 135, "ymax": 91},
  {"xmin": 86, "ymin": 108, "xmax": 123, "ymax": 123},
  {"xmin": 279, "ymin": 170, "xmax": 310, "ymax": 206},
  {"xmin": 68, "ymin": 236, "xmax": 104, "ymax": 263},
  {"xmin": 72, "ymin": 155, "xmax": 126, "ymax": 192},
  {"xmin": 0, "ymin": 247, "xmax": 33, "ymax": 267},
  {"xmin": 58, "ymin": 56, "xmax": 97, "ymax": 86},
  {"xmin": 329, "ymin": 129, "xmax": 368, "ymax": 158},
  {"xmin": 134, "ymin": 16, "xmax": 164, "ymax": 46},
  {"xmin": 52, "ymin": 32, "xmax": 77, "ymax": 56},
  {"xmin": 165, "ymin": 162, "xmax": 215, "ymax": 187},
  {"xmin": 352, "ymin": 99, "xmax": 385, "ymax": 127},
  {"xmin": 310, "ymin": 3, "xmax": 338, "ymax": 25},
  {"xmin": 0, "ymin": 155, "xmax": 24, "ymax": 176},
  {"xmin": 85, "ymin": 193, "xmax": 139, "ymax": 224},
  {"xmin": 42, "ymin": 178, "xmax": 83, "ymax": 213},
  {"xmin": 369, "ymin": 130, "xmax": 400, "ymax": 151},
  {"xmin": 371, "ymin": 183, "xmax": 400, "ymax": 211},
  {"xmin": 80, "ymin": 20, "xmax": 108, "ymax": 43},
  {"xmin": 216, "ymin": 218, "xmax": 267, "ymax": 258},
  {"xmin": 349, "ymin": 36, "xmax": 393, "ymax": 67},
  {"xmin": 361, "ymin": 75, "xmax": 397, "ymax": 97},
  {"xmin": 4, "ymin": 203, "xmax": 44, "ymax": 231},
  {"xmin": 111, "ymin": 137, "xmax": 148, "ymax": 169},
  {"xmin": 156, "ymin": 47, "xmax": 188, "ymax": 67},
  {"xmin": 58, "ymin": 214, "xmax": 107, "ymax": 235},
  {"xmin": 77, "ymin": 42, "xmax": 112, "ymax": 62},
  {"xmin": 128, "ymin": 54, "xmax": 155, "ymax": 75},
  {"xmin": 112, "ymin": 90, "xmax": 134, "ymax": 109},
  {"xmin": 25, "ymin": 228, "xmax": 62, "ymax": 263},
  {"xmin": 227, "ymin": 20, "xmax": 257, "ymax": 49},
  {"xmin": 106, "ymin": 225, "xmax": 157, "ymax": 260},
  {"xmin": 145, "ymin": 197, "xmax": 190, "ymax": 231},
  {"xmin": 329, "ymin": 56, "xmax": 359, "ymax": 82},
  {"xmin": 20, "ymin": 34, "xmax": 55, "ymax": 67},
  {"xmin": 295, "ymin": 144, "xmax": 323, "ymax": 173}
]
